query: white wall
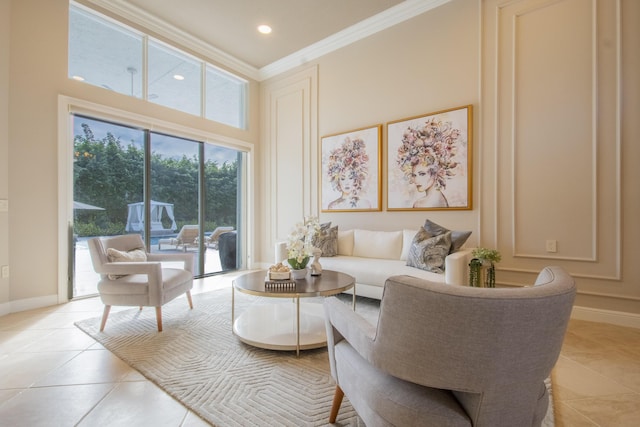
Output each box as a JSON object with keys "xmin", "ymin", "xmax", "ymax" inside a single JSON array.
[{"xmin": 261, "ymin": 0, "xmax": 640, "ymax": 324}]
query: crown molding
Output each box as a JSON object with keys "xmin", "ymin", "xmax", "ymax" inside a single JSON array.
[
  {"xmin": 258, "ymin": 0, "xmax": 452, "ymax": 80},
  {"xmin": 81, "ymin": 0, "xmax": 452, "ymax": 82}
]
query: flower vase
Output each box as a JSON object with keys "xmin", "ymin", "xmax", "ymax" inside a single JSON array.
[{"xmin": 291, "ymin": 268, "xmax": 308, "ymax": 280}]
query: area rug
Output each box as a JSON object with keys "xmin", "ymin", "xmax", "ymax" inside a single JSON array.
[{"xmin": 75, "ymin": 288, "xmax": 554, "ymax": 426}]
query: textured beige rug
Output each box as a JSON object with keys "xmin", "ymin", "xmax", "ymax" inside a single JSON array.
[{"xmin": 75, "ymin": 288, "xmax": 554, "ymax": 426}]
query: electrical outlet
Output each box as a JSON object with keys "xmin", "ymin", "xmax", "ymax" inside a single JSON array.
[
  {"xmin": 1, "ymin": 265, "xmax": 8, "ymax": 278},
  {"xmin": 545, "ymin": 240, "xmax": 557, "ymax": 253},
  {"xmin": 0, "ymin": 199, "xmax": 8, "ymax": 212}
]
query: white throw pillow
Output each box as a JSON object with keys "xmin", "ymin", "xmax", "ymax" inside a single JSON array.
[
  {"xmin": 353, "ymin": 229, "xmax": 403, "ymax": 260},
  {"xmin": 337, "ymin": 230, "xmax": 354, "ymax": 256},
  {"xmin": 400, "ymin": 229, "xmax": 419, "ymax": 261},
  {"xmin": 106, "ymin": 247, "xmax": 147, "ymax": 279}
]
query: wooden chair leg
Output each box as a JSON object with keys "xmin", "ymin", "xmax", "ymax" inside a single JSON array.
[
  {"xmin": 99, "ymin": 305, "xmax": 111, "ymax": 332},
  {"xmin": 186, "ymin": 291, "xmax": 193, "ymax": 309},
  {"xmin": 155, "ymin": 306, "xmax": 163, "ymax": 332},
  {"xmin": 329, "ymin": 385, "xmax": 344, "ymax": 423}
]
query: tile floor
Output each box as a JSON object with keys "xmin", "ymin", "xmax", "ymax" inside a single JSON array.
[{"xmin": 1, "ymin": 273, "xmax": 639, "ymax": 426}]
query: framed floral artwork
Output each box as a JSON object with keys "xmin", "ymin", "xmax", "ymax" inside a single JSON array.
[
  {"xmin": 321, "ymin": 124, "xmax": 382, "ymax": 212},
  {"xmin": 387, "ymin": 105, "xmax": 472, "ymax": 211}
]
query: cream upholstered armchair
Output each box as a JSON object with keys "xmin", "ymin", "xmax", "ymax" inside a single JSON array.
[
  {"xmin": 324, "ymin": 267, "xmax": 576, "ymax": 427},
  {"xmin": 88, "ymin": 234, "xmax": 194, "ymax": 332}
]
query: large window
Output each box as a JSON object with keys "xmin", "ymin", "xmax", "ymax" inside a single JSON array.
[
  {"xmin": 68, "ymin": 5, "xmax": 143, "ymax": 98},
  {"xmin": 206, "ymin": 65, "xmax": 247, "ymax": 128},
  {"xmin": 68, "ymin": 2, "xmax": 248, "ymax": 129},
  {"xmin": 148, "ymin": 41, "xmax": 202, "ymax": 116},
  {"xmin": 71, "ymin": 115, "xmax": 243, "ymax": 298}
]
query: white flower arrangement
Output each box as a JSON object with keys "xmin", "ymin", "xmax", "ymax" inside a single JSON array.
[{"xmin": 286, "ymin": 216, "xmax": 320, "ymax": 270}]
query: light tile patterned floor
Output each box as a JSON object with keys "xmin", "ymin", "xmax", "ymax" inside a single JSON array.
[{"xmin": 1, "ymin": 274, "xmax": 639, "ymax": 426}]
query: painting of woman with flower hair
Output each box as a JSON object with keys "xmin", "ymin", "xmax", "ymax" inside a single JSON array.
[
  {"xmin": 321, "ymin": 125, "xmax": 381, "ymax": 212},
  {"xmin": 387, "ymin": 105, "xmax": 472, "ymax": 210}
]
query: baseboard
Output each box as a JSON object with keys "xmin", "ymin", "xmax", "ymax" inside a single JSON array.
[
  {"xmin": 0, "ymin": 301, "xmax": 9, "ymax": 317},
  {"xmin": 571, "ymin": 305, "xmax": 640, "ymax": 329},
  {"xmin": 0, "ymin": 294, "xmax": 59, "ymax": 316}
]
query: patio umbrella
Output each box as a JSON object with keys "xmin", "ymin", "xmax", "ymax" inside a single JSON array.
[{"xmin": 73, "ymin": 201, "xmax": 104, "ymax": 210}]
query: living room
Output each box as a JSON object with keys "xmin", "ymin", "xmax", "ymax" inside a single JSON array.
[{"xmin": 1, "ymin": 0, "xmax": 639, "ymax": 425}]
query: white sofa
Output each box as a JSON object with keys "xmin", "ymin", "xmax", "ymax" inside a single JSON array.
[{"xmin": 275, "ymin": 228, "xmax": 473, "ymax": 300}]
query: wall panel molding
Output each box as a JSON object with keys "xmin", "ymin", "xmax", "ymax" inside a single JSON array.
[
  {"xmin": 261, "ymin": 66, "xmax": 318, "ymax": 262},
  {"xmin": 484, "ymin": 0, "xmax": 622, "ymax": 281}
]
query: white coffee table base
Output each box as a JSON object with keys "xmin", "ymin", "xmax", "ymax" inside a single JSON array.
[{"xmin": 233, "ymin": 302, "xmax": 326, "ymax": 352}]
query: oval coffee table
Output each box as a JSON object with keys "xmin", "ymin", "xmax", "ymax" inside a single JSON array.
[{"xmin": 232, "ymin": 269, "xmax": 355, "ymax": 356}]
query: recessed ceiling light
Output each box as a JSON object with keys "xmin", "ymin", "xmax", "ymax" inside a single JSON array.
[
  {"xmin": 72, "ymin": 75, "xmax": 85, "ymax": 81},
  {"xmin": 173, "ymin": 74, "xmax": 185, "ymax": 81},
  {"xmin": 258, "ymin": 24, "xmax": 272, "ymax": 34}
]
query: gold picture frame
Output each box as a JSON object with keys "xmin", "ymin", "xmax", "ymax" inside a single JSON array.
[
  {"xmin": 386, "ymin": 105, "xmax": 472, "ymax": 211},
  {"xmin": 320, "ymin": 124, "xmax": 382, "ymax": 212}
]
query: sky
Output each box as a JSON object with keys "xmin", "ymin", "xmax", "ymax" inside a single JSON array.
[{"xmin": 73, "ymin": 116, "xmax": 239, "ymax": 165}]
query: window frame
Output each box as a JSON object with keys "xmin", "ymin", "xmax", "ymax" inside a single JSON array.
[{"xmin": 68, "ymin": 1, "xmax": 249, "ymax": 130}]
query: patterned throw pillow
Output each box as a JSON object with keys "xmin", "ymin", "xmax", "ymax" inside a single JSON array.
[
  {"xmin": 423, "ymin": 219, "xmax": 471, "ymax": 254},
  {"xmin": 106, "ymin": 247, "xmax": 147, "ymax": 279},
  {"xmin": 406, "ymin": 228, "xmax": 452, "ymax": 273},
  {"xmin": 312, "ymin": 225, "xmax": 338, "ymax": 257}
]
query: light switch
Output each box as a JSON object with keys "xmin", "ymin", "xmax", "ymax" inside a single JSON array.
[
  {"xmin": 0, "ymin": 199, "xmax": 7, "ymax": 212},
  {"xmin": 545, "ymin": 240, "xmax": 557, "ymax": 253}
]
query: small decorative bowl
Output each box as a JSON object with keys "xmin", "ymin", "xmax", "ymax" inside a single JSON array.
[{"xmin": 269, "ymin": 271, "xmax": 291, "ymax": 280}]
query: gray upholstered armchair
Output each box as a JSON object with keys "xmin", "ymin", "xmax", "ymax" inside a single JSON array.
[
  {"xmin": 323, "ymin": 266, "xmax": 576, "ymax": 426},
  {"xmin": 88, "ymin": 234, "xmax": 194, "ymax": 332}
]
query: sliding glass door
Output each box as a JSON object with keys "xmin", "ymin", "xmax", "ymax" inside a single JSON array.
[{"xmin": 71, "ymin": 114, "xmax": 242, "ymax": 298}]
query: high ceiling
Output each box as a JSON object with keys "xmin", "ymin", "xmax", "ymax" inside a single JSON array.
[
  {"xmin": 85, "ymin": 0, "xmax": 455, "ymax": 80},
  {"xmin": 120, "ymin": 0, "xmax": 405, "ymax": 69}
]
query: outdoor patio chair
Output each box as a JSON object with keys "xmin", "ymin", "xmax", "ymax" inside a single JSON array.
[
  {"xmin": 87, "ymin": 234, "xmax": 194, "ymax": 332},
  {"xmin": 204, "ymin": 226, "xmax": 234, "ymax": 249},
  {"xmin": 158, "ymin": 225, "xmax": 199, "ymax": 251}
]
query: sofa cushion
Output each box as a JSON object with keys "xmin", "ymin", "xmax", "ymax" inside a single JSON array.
[
  {"xmin": 320, "ymin": 256, "xmax": 445, "ymax": 288},
  {"xmin": 401, "ymin": 229, "xmax": 419, "ymax": 261},
  {"xmin": 424, "ymin": 219, "xmax": 472, "ymax": 253},
  {"xmin": 353, "ymin": 230, "xmax": 403, "ymax": 260},
  {"xmin": 406, "ymin": 229, "xmax": 452, "ymax": 274},
  {"xmin": 313, "ymin": 225, "xmax": 338, "ymax": 257},
  {"xmin": 338, "ymin": 229, "xmax": 354, "ymax": 256}
]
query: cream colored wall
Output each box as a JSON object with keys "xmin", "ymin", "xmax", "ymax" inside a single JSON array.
[
  {"xmin": 0, "ymin": 0, "xmax": 10, "ymax": 306},
  {"xmin": 2, "ymin": 0, "xmax": 259, "ymax": 312},
  {"xmin": 261, "ymin": 0, "xmax": 480, "ymax": 260},
  {"xmin": 481, "ymin": 0, "xmax": 640, "ymax": 319},
  {"xmin": 316, "ymin": 0, "xmax": 480, "ymax": 235},
  {"xmin": 262, "ymin": 0, "xmax": 640, "ymax": 323}
]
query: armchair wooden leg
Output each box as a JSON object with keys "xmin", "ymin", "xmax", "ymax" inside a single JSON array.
[
  {"xmin": 100, "ymin": 305, "xmax": 111, "ymax": 332},
  {"xmin": 155, "ymin": 307, "xmax": 163, "ymax": 332},
  {"xmin": 329, "ymin": 385, "xmax": 344, "ymax": 423},
  {"xmin": 186, "ymin": 291, "xmax": 193, "ymax": 309}
]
